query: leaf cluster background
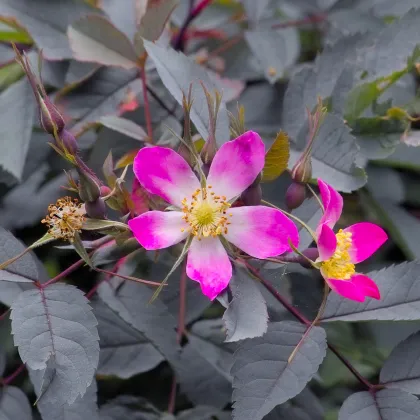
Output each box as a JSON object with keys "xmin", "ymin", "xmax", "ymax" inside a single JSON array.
[{"xmin": 0, "ymin": 0, "xmax": 420, "ymax": 419}]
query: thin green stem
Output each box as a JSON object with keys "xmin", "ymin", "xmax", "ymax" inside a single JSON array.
[
  {"xmin": 288, "ymin": 241, "xmax": 319, "ymax": 269},
  {"xmin": 307, "ymin": 184, "xmax": 324, "ymax": 211},
  {"xmin": 288, "ymin": 283, "xmax": 329, "ymax": 363}
]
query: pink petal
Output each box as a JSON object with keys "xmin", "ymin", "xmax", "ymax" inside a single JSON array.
[
  {"xmin": 350, "ymin": 273, "xmax": 380, "ymax": 300},
  {"xmin": 344, "ymin": 222, "xmax": 388, "ymax": 264},
  {"xmin": 133, "ymin": 146, "xmax": 200, "ymax": 206},
  {"xmin": 317, "ymin": 224, "xmax": 337, "ymax": 261},
  {"xmin": 224, "ymin": 206, "xmax": 299, "ymax": 259},
  {"xmin": 186, "ymin": 237, "xmax": 232, "ymax": 300},
  {"xmin": 317, "ymin": 179, "xmax": 343, "ymax": 231},
  {"xmin": 207, "ymin": 131, "xmax": 265, "ymax": 201},
  {"xmin": 325, "ymin": 277, "xmax": 366, "ymax": 302},
  {"xmin": 128, "ymin": 211, "xmax": 188, "ymax": 250}
]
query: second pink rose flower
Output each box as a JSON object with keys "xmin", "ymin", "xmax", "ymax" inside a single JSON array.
[{"xmin": 316, "ymin": 179, "xmax": 388, "ymax": 302}]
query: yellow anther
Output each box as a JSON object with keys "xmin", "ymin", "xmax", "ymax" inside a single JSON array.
[
  {"xmin": 180, "ymin": 186, "xmax": 231, "ymax": 240},
  {"xmin": 321, "ymin": 229, "xmax": 355, "ymax": 280}
]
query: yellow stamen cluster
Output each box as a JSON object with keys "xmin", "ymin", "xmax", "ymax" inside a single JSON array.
[
  {"xmin": 321, "ymin": 229, "xmax": 355, "ymax": 280},
  {"xmin": 181, "ymin": 185, "xmax": 232, "ymax": 239},
  {"xmin": 42, "ymin": 197, "xmax": 85, "ymax": 241}
]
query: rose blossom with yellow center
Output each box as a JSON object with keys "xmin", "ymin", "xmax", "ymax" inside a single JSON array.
[{"xmin": 180, "ymin": 185, "xmax": 233, "ymax": 239}]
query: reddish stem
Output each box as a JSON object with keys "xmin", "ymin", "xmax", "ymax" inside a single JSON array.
[
  {"xmin": 327, "ymin": 344, "xmax": 375, "ymax": 390},
  {"xmin": 172, "ymin": 0, "xmax": 213, "ymax": 50},
  {"xmin": 0, "ymin": 308, "xmax": 11, "ymax": 322},
  {"xmin": 41, "ymin": 258, "xmax": 86, "ymax": 288},
  {"xmin": 190, "ymin": 0, "xmax": 212, "ymax": 18},
  {"xmin": 41, "ymin": 237, "xmax": 111, "ymax": 288},
  {"xmin": 168, "ymin": 378, "xmax": 177, "ymax": 414},
  {"xmin": 168, "ymin": 261, "xmax": 188, "ymax": 413},
  {"xmin": 240, "ymin": 259, "xmax": 311, "ymax": 326},
  {"xmin": 239, "ymin": 258, "xmax": 375, "ymax": 390},
  {"xmin": 271, "ymin": 13, "xmax": 327, "ymax": 29},
  {"xmin": 141, "ymin": 67, "xmax": 153, "ymax": 144},
  {"xmin": 86, "ymin": 258, "xmax": 125, "ymax": 299},
  {"xmin": 176, "ymin": 263, "xmax": 188, "ymax": 342},
  {"xmin": 1, "ymin": 363, "xmax": 26, "ymax": 386},
  {"xmin": 85, "ymin": 277, "xmax": 108, "ymax": 300}
]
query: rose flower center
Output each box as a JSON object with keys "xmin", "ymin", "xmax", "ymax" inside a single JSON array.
[
  {"xmin": 321, "ymin": 230, "xmax": 355, "ymax": 279},
  {"xmin": 181, "ymin": 185, "xmax": 232, "ymax": 239}
]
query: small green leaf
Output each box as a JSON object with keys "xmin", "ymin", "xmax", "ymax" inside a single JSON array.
[
  {"xmin": 82, "ymin": 219, "xmax": 129, "ymax": 234},
  {"xmin": 344, "ymin": 70, "xmax": 407, "ymax": 122},
  {"xmin": 72, "ymin": 232, "xmax": 93, "ymax": 268},
  {"xmin": 262, "ymin": 131, "xmax": 290, "ymax": 182},
  {"xmin": 30, "ymin": 232, "xmax": 56, "ymax": 249}
]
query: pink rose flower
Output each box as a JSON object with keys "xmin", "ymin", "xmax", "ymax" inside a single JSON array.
[
  {"xmin": 128, "ymin": 131, "xmax": 299, "ymax": 300},
  {"xmin": 316, "ymin": 179, "xmax": 388, "ymax": 302}
]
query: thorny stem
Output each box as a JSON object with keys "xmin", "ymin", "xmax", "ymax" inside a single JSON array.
[
  {"xmin": 141, "ymin": 67, "xmax": 153, "ymax": 144},
  {"xmin": 238, "ymin": 258, "xmax": 376, "ymax": 390},
  {"xmin": 172, "ymin": 0, "xmax": 213, "ymax": 51},
  {"xmin": 1, "ymin": 363, "xmax": 26, "ymax": 386},
  {"xmin": 168, "ymin": 261, "xmax": 188, "ymax": 413}
]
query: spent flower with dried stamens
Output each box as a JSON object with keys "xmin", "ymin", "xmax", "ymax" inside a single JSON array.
[{"xmin": 42, "ymin": 197, "xmax": 86, "ymax": 241}]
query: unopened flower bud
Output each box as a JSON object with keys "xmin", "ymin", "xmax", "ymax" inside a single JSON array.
[
  {"xmin": 241, "ymin": 184, "xmax": 262, "ymax": 206},
  {"xmin": 300, "ymin": 248, "xmax": 319, "ymax": 268},
  {"xmin": 291, "ymin": 154, "xmax": 312, "ymax": 183},
  {"xmin": 100, "ymin": 186, "xmax": 112, "ymax": 197},
  {"xmin": 39, "ymin": 95, "xmax": 65, "ymax": 135},
  {"xmin": 76, "ymin": 159, "xmax": 101, "ymax": 203},
  {"xmin": 85, "ymin": 198, "xmax": 107, "ymax": 219},
  {"xmin": 201, "ymin": 162, "xmax": 211, "ymax": 177},
  {"xmin": 250, "ymin": 172, "xmax": 262, "ymax": 188},
  {"xmin": 201, "ymin": 138, "xmax": 217, "ymax": 167},
  {"xmin": 58, "ymin": 129, "xmax": 78, "ymax": 155},
  {"xmin": 285, "ymin": 182, "xmax": 306, "ymax": 211}
]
